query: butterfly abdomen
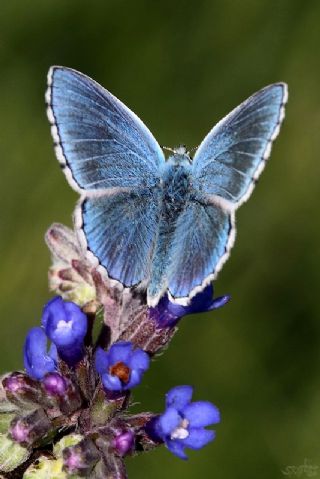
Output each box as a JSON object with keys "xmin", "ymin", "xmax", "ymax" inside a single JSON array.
[{"xmin": 147, "ymin": 157, "xmax": 193, "ymax": 301}]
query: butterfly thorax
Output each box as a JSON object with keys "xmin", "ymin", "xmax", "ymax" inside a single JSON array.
[{"xmin": 161, "ymin": 155, "xmax": 192, "ymax": 217}]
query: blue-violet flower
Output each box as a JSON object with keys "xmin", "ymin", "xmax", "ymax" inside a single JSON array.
[
  {"xmin": 152, "ymin": 385, "xmax": 220, "ymax": 459},
  {"xmin": 95, "ymin": 341, "xmax": 150, "ymax": 392},
  {"xmin": 23, "ymin": 326, "xmax": 57, "ymax": 380},
  {"xmin": 42, "ymin": 296, "xmax": 87, "ymax": 366},
  {"xmin": 149, "ymin": 284, "xmax": 230, "ymax": 328}
]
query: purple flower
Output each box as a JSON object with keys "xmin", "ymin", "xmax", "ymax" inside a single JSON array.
[
  {"xmin": 42, "ymin": 296, "xmax": 87, "ymax": 366},
  {"xmin": 95, "ymin": 342, "xmax": 150, "ymax": 392},
  {"xmin": 152, "ymin": 385, "xmax": 220, "ymax": 460},
  {"xmin": 149, "ymin": 284, "xmax": 230, "ymax": 328},
  {"xmin": 23, "ymin": 327, "xmax": 57, "ymax": 380}
]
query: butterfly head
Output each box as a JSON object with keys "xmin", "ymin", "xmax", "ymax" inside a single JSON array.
[
  {"xmin": 162, "ymin": 145, "xmax": 192, "ymax": 165},
  {"xmin": 173, "ymin": 144, "xmax": 188, "ymax": 156}
]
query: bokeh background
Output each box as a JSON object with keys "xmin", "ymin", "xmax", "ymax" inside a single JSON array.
[{"xmin": 1, "ymin": 0, "xmax": 320, "ymax": 477}]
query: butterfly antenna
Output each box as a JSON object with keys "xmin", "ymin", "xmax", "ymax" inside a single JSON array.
[{"xmin": 161, "ymin": 145, "xmax": 176, "ymax": 154}]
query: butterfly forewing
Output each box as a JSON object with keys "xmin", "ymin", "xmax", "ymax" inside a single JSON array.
[
  {"xmin": 192, "ymin": 83, "xmax": 288, "ymax": 206},
  {"xmin": 46, "ymin": 67, "xmax": 165, "ymax": 192}
]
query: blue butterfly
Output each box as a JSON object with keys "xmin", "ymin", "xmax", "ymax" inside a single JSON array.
[{"xmin": 46, "ymin": 67, "xmax": 288, "ymax": 306}]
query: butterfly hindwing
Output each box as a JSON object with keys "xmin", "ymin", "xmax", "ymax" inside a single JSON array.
[
  {"xmin": 46, "ymin": 67, "xmax": 165, "ymax": 192},
  {"xmin": 192, "ymin": 83, "xmax": 288, "ymax": 206},
  {"xmin": 77, "ymin": 188, "xmax": 161, "ymax": 287},
  {"xmin": 166, "ymin": 199, "xmax": 233, "ymax": 302}
]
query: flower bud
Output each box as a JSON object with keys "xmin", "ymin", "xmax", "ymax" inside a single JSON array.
[
  {"xmin": 3, "ymin": 373, "xmax": 47, "ymax": 410},
  {"xmin": 43, "ymin": 373, "xmax": 68, "ymax": 396},
  {"xmin": 113, "ymin": 430, "xmax": 134, "ymax": 456},
  {"xmin": 63, "ymin": 438, "xmax": 100, "ymax": 475},
  {"xmin": 9, "ymin": 408, "xmax": 52, "ymax": 447},
  {"xmin": 46, "ymin": 223, "xmax": 96, "ymax": 307}
]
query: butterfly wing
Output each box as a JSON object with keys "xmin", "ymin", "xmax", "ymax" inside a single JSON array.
[
  {"xmin": 166, "ymin": 199, "xmax": 233, "ymax": 303},
  {"xmin": 46, "ymin": 66, "xmax": 165, "ymax": 288},
  {"xmin": 46, "ymin": 66, "xmax": 165, "ymax": 192},
  {"xmin": 167, "ymin": 84, "xmax": 288, "ymax": 303},
  {"xmin": 192, "ymin": 83, "xmax": 288, "ymax": 204},
  {"xmin": 77, "ymin": 188, "xmax": 161, "ymax": 286}
]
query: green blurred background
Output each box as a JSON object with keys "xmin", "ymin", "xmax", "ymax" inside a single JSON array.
[{"xmin": 1, "ymin": 0, "xmax": 320, "ymax": 477}]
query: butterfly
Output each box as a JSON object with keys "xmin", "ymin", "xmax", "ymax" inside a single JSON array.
[{"xmin": 46, "ymin": 67, "xmax": 288, "ymax": 306}]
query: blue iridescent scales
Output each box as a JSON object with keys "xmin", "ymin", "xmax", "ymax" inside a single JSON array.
[{"xmin": 46, "ymin": 67, "xmax": 288, "ymax": 306}]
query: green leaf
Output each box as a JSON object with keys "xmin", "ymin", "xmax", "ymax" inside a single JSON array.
[
  {"xmin": 90, "ymin": 388, "xmax": 117, "ymax": 427},
  {"xmin": 23, "ymin": 456, "xmax": 81, "ymax": 479},
  {"xmin": 0, "ymin": 413, "xmax": 15, "ymax": 434},
  {"xmin": 53, "ymin": 433, "xmax": 83, "ymax": 458},
  {"xmin": 0, "ymin": 433, "xmax": 30, "ymax": 472}
]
